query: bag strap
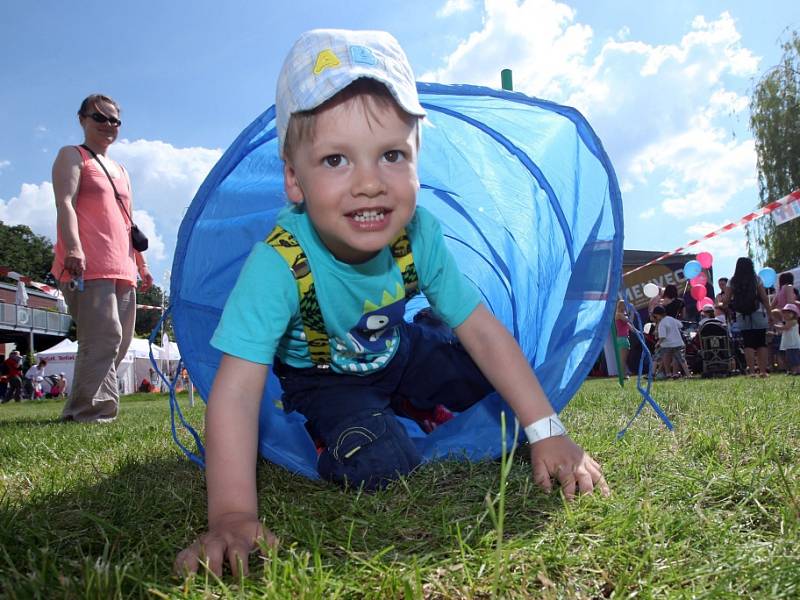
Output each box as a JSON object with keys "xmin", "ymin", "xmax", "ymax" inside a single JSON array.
[
  {"xmin": 266, "ymin": 225, "xmax": 419, "ymax": 367},
  {"xmin": 78, "ymin": 144, "xmax": 133, "ymax": 226}
]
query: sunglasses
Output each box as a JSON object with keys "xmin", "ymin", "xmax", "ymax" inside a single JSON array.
[{"xmin": 85, "ymin": 112, "xmax": 122, "ymax": 127}]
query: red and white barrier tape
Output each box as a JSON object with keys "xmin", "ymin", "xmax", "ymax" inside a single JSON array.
[
  {"xmin": 624, "ymin": 189, "xmax": 800, "ymax": 277},
  {"xmin": 137, "ymin": 304, "xmax": 164, "ymax": 311},
  {"xmin": 2, "ymin": 266, "xmax": 164, "ymax": 311},
  {"xmin": 0, "ymin": 266, "xmax": 61, "ymax": 297}
]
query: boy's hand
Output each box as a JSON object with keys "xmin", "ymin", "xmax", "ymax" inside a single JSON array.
[
  {"xmin": 174, "ymin": 513, "xmax": 277, "ymax": 578},
  {"xmin": 530, "ymin": 435, "xmax": 610, "ymax": 500}
]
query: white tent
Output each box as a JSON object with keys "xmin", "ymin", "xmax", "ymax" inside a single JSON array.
[
  {"xmin": 127, "ymin": 337, "xmax": 181, "ymax": 389},
  {"xmin": 127, "ymin": 337, "xmax": 161, "ymax": 389},
  {"xmin": 37, "ymin": 338, "xmax": 136, "ymax": 395},
  {"xmin": 161, "ymin": 340, "xmax": 181, "ymax": 361}
]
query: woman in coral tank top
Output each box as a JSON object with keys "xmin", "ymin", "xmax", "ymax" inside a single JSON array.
[{"xmin": 52, "ymin": 94, "xmax": 153, "ymax": 422}]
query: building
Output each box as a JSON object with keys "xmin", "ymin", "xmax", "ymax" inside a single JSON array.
[{"xmin": 0, "ymin": 282, "xmax": 72, "ymax": 356}]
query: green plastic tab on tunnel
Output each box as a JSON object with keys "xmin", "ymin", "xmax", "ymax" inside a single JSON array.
[{"xmin": 501, "ymin": 68, "xmax": 513, "ymax": 91}]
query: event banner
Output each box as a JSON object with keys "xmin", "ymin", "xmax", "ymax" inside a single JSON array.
[
  {"xmin": 621, "ymin": 253, "xmax": 712, "ymax": 316},
  {"xmin": 772, "ymin": 196, "xmax": 800, "ymax": 226}
]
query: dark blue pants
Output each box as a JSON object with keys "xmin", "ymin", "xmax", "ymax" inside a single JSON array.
[{"xmin": 275, "ymin": 320, "xmax": 493, "ymax": 490}]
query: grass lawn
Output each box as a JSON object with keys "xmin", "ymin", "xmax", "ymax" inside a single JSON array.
[{"xmin": 1, "ymin": 376, "xmax": 799, "ymax": 599}]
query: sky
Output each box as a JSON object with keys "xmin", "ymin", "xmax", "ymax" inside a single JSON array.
[{"xmin": 1, "ymin": 0, "xmax": 797, "ymax": 294}]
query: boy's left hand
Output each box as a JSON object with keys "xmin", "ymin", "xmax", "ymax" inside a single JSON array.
[{"xmin": 530, "ymin": 435, "xmax": 610, "ymax": 500}]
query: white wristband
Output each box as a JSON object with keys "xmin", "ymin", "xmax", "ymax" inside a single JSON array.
[{"xmin": 524, "ymin": 413, "xmax": 566, "ymax": 444}]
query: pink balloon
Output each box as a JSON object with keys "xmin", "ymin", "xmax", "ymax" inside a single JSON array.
[
  {"xmin": 696, "ymin": 297, "xmax": 714, "ymax": 311},
  {"xmin": 691, "ymin": 284, "xmax": 707, "ymax": 301},
  {"xmin": 697, "ymin": 252, "xmax": 713, "ymax": 269},
  {"xmin": 690, "ymin": 273, "xmax": 708, "ymax": 286}
]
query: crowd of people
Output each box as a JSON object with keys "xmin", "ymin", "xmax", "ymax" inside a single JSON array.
[
  {"xmin": 617, "ymin": 257, "xmax": 800, "ymax": 379},
  {"xmin": 1, "ymin": 353, "xmax": 68, "ymax": 401}
]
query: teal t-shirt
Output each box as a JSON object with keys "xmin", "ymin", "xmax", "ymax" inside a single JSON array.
[{"xmin": 211, "ymin": 205, "xmax": 481, "ymax": 373}]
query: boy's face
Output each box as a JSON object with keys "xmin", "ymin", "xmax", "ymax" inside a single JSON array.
[{"xmin": 283, "ymin": 94, "xmax": 419, "ymax": 264}]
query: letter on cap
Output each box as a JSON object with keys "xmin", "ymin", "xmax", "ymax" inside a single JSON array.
[
  {"xmin": 313, "ymin": 49, "xmax": 341, "ymax": 75},
  {"xmin": 350, "ymin": 45, "xmax": 377, "ymax": 66}
]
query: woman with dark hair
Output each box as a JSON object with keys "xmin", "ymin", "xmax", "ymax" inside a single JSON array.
[
  {"xmin": 771, "ymin": 272, "xmax": 799, "ymax": 312},
  {"xmin": 51, "ymin": 93, "xmax": 153, "ymax": 422},
  {"xmin": 723, "ymin": 257, "xmax": 771, "ymax": 377},
  {"xmin": 662, "ymin": 284, "xmax": 686, "ymax": 319}
]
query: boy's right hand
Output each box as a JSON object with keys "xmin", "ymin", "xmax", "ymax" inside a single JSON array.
[
  {"xmin": 530, "ymin": 435, "xmax": 610, "ymax": 500},
  {"xmin": 174, "ymin": 513, "xmax": 277, "ymax": 578}
]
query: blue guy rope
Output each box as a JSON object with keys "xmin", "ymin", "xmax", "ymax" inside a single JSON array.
[
  {"xmin": 149, "ymin": 307, "xmax": 206, "ymax": 467},
  {"xmin": 616, "ymin": 297, "xmax": 674, "ymax": 439}
]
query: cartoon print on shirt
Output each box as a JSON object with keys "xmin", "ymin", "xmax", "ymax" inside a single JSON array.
[
  {"xmin": 351, "ymin": 284, "xmax": 407, "ymax": 353},
  {"xmin": 331, "ymin": 282, "xmax": 407, "ymax": 370}
]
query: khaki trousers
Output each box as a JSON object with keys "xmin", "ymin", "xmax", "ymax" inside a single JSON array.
[{"xmin": 61, "ymin": 279, "xmax": 136, "ymax": 422}]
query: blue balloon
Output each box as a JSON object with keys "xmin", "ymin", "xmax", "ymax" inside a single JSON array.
[
  {"xmin": 683, "ymin": 260, "xmax": 702, "ymax": 280},
  {"xmin": 759, "ymin": 267, "xmax": 777, "ymax": 288},
  {"xmin": 170, "ymin": 83, "xmax": 623, "ymax": 478}
]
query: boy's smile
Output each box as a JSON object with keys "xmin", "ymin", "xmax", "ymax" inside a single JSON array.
[{"xmin": 283, "ymin": 94, "xmax": 419, "ymax": 264}]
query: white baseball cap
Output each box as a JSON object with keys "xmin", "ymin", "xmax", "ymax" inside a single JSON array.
[{"xmin": 275, "ymin": 29, "xmax": 426, "ymax": 157}]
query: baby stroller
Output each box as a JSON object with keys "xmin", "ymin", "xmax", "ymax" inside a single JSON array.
[
  {"xmin": 695, "ymin": 319, "xmax": 733, "ymax": 377},
  {"xmin": 42, "ymin": 374, "xmax": 64, "ymax": 398},
  {"xmin": 681, "ymin": 320, "xmax": 702, "ymax": 374}
]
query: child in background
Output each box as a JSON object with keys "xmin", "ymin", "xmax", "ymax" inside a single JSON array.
[
  {"xmin": 614, "ymin": 299, "xmax": 631, "ymax": 377},
  {"xmin": 652, "ymin": 305, "xmax": 690, "ymax": 378},
  {"xmin": 175, "ymin": 28, "xmax": 609, "ymax": 577},
  {"xmin": 32, "ymin": 376, "xmax": 45, "ymax": 399},
  {"xmin": 698, "ymin": 304, "xmax": 717, "ymax": 326},
  {"xmin": 775, "ymin": 303, "xmax": 800, "ymax": 375},
  {"xmin": 47, "ymin": 373, "xmax": 66, "ymax": 399},
  {"xmin": 713, "ymin": 304, "xmax": 727, "ymax": 324}
]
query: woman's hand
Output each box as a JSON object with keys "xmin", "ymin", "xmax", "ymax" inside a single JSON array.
[
  {"xmin": 174, "ymin": 513, "xmax": 277, "ymax": 577},
  {"xmin": 530, "ymin": 435, "xmax": 610, "ymax": 500},
  {"xmin": 138, "ymin": 264, "xmax": 153, "ymax": 291},
  {"xmin": 64, "ymin": 249, "xmax": 85, "ymax": 277}
]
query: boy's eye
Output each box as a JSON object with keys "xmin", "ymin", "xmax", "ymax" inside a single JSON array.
[
  {"xmin": 383, "ymin": 150, "xmax": 405, "ymax": 163},
  {"xmin": 323, "ymin": 154, "xmax": 348, "ymax": 168}
]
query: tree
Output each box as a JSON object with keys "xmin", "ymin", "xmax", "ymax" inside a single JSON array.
[
  {"xmin": 135, "ymin": 283, "xmax": 173, "ymax": 339},
  {"xmin": 0, "ymin": 222, "xmax": 55, "ymax": 282},
  {"xmin": 748, "ymin": 31, "xmax": 800, "ymax": 271}
]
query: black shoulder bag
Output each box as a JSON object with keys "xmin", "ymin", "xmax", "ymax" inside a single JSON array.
[{"xmin": 79, "ymin": 144, "xmax": 149, "ymax": 252}]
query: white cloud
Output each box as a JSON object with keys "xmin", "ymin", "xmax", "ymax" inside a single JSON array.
[
  {"xmin": 0, "ymin": 181, "xmax": 55, "ymax": 241},
  {"xmin": 633, "ymin": 135, "xmax": 756, "ymax": 218},
  {"xmin": 423, "ymin": 1, "xmax": 761, "ymax": 222},
  {"xmin": 109, "ymin": 139, "xmax": 222, "ymax": 269},
  {"xmin": 437, "ymin": 0, "xmax": 474, "ymax": 17},
  {"xmin": 35, "ymin": 125, "xmax": 47, "ymax": 133},
  {"xmin": 0, "ymin": 160, "xmax": 9, "ymax": 171},
  {"xmin": 0, "ymin": 140, "xmax": 221, "ymax": 282},
  {"xmin": 639, "ymin": 207, "xmax": 656, "ymax": 220},
  {"xmin": 131, "ymin": 209, "xmax": 166, "ymax": 262},
  {"xmin": 421, "ymin": 0, "xmax": 592, "ymax": 97},
  {"xmin": 684, "ymin": 221, "xmax": 746, "ymax": 259}
]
